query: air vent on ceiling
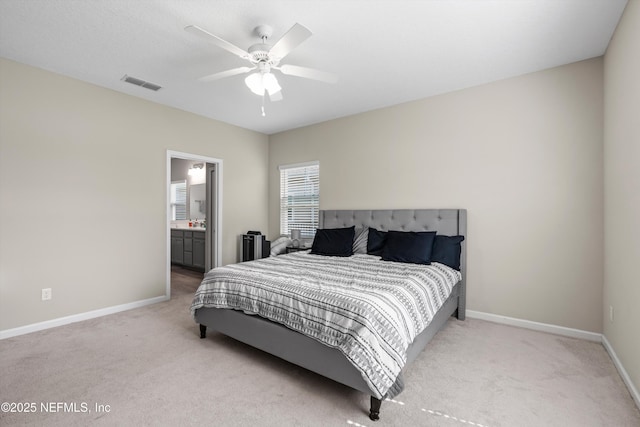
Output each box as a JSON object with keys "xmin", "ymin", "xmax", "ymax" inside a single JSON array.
[{"xmin": 121, "ymin": 75, "xmax": 162, "ymax": 91}]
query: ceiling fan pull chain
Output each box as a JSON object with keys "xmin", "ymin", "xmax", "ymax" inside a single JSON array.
[{"xmin": 261, "ymin": 94, "xmax": 266, "ymax": 117}]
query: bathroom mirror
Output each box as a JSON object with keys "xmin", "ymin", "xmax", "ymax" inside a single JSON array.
[{"xmin": 189, "ymin": 183, "xmax": 206, "ymax": 219}]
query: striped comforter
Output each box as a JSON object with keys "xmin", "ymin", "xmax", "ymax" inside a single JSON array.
[{"xmin": 190, "ymin": 252, "xmax": 461, "ymax": 399}]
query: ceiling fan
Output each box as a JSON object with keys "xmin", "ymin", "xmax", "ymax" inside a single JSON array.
[{"xmin": 185, "ymin": 23, "xmax": 337, "ymax": 114}]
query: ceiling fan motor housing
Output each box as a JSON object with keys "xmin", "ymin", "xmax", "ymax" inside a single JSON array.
[{"xmin": 248, "ymin": 43, "xmax": 279, "ymax": 66}]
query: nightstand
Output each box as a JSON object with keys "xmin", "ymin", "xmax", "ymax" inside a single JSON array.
[{"xmin": 285, "ymin": 246, "xmax": 308, "ymax": 254}]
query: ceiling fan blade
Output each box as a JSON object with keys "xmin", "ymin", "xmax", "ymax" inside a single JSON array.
[
  {"xmin": 185, "ymin": 25, "xmax": 249, "ymax": 59},
  {"xmin": 268, "ymin": 23, "xmax": 312, "ymax": 60},
  {"xmin": 279, "ymin": 64, "xmax": 338, "ymax": 84},
  {"xmin": 269, "ymin": 90, "xmax": 283, "ymax": 102},
  {"xmin": 198, "ymin": 66, "xmax": 255, "ymax": 82}
]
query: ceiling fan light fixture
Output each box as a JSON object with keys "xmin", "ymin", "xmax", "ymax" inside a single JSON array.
[
  {"xmin": 244, "ymin": 73, "xmax": 263, "ymax": 95},
  {"xmin": 264, "ymin": 73, "xmax": 282, "ymax": 96},
  {"xmin": 245, "ymin": 72, "xmax": 281, "ymax": 96}
]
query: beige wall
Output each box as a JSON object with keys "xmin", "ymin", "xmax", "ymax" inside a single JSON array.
[
  {"xmin": 604, "ymin": 0, "xmax": 640, "ymax": 399},
  {"xmin": 269, "ymin": 58, "xmax": 604, "ymax": 333},
  {"xmin": 0, "ymin": 58, "xmax": 269, "ymax": 332}
]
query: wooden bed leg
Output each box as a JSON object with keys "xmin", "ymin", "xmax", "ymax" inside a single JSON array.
[
  {"xmin": 199, "ymin": 324, "xmax": 207, "ymax": 339},
  {"xmin": 369, "ymin": 396, "xmax": 382, "ymax": 421}
]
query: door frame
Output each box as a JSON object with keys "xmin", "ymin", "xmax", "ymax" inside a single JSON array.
[{"xmin": 166, "ymin": 150, "xmax": 223, "ymax": 298}]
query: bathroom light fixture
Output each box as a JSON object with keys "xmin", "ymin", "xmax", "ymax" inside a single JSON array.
[
  {"xmin": 188, "ymin": 163, "xmax": 206, "ymax": 184},
  {"xmin": 188, "ymin": 163, "xmax": 204, "ymax": 175}
]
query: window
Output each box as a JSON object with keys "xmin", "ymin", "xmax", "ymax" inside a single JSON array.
[
  {"xmin": 170, "ymin": 180, "xmax": 187, "ymax": 220},
  {"xmin": 279, "ymin": 162, "xmax": 319, "ymax": 238}
]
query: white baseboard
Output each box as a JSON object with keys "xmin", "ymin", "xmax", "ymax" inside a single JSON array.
[
  {"xmin": 602, "ymin": 335, "xmax": 640, "ymax": 410},
  {"xmin": 466, "ymin": 310, "xmax": 602, "ymax": 342},
  {"xmin": 0, "ymin": 295, "xmax": 169, "ymax": 340}
]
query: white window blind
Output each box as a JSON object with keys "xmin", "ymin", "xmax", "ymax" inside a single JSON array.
[
  {"xmin": 279, "ymin": 162, "xmax": 319, "ymax": 238},
  {"xmin": 170, "ymin": 181, "xmax": 187, "ymax": 220}
]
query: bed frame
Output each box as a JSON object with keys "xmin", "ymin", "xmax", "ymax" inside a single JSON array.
[{"xmin": 196, "ymin": 209, "xmax": 467, "ymax": 421}]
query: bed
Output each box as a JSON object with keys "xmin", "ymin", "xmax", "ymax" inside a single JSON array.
[{"xmin": 191, "ymin": 209, "xmax": 466, "ymax": 421}]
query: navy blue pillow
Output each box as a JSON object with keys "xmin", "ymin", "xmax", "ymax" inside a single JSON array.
[
  {"xmin": 431, "ymin": 235, "xmax": 465, "ymax": 270},
  {"xmin": 367, "ymin": 228, "xmax": 387, "ymax": 255},
  {"xmin": 311, "ymin": 226, "xmax": 355, "ymax": 257},
  {"xmin": 381, "ymin": 231, "xmax": 437, "ymax": 264}
]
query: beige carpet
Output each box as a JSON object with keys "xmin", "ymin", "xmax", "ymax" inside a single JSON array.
[{"xmin": 1, "ymin": 269, "xmax": 638, "ymax": 426}]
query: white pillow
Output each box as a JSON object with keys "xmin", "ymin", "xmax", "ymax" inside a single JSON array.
[{"xmin": 270, "ymin": 236, "xmax": 291, "ymax": 256}]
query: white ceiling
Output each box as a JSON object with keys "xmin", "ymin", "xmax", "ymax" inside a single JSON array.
[{"xmin": 0, "ymin": 0, "xmax": 628, "ymax": 135}]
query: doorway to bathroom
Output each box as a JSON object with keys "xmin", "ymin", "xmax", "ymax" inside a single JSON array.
[{"xmin": 166, "ymin": 150, "xmax": 222, "ymax": 298}]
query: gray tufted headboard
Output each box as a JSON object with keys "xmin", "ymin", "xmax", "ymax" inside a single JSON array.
[
  {"xmin": 319, "ymin": 209, "xmax": 467, "ymax": 318},
  {"xmin": 319, "ymin": 209, "xmax": 465, "ymax": 235}
]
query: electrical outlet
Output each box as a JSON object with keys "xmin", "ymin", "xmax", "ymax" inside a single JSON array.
[
  {"xmin": 41, "ymin": 288, "xmax": 52, "ymax": 301},
  {"xmin": 609, "ymin": 305, "xmax": 614, "ymax": 322}
]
